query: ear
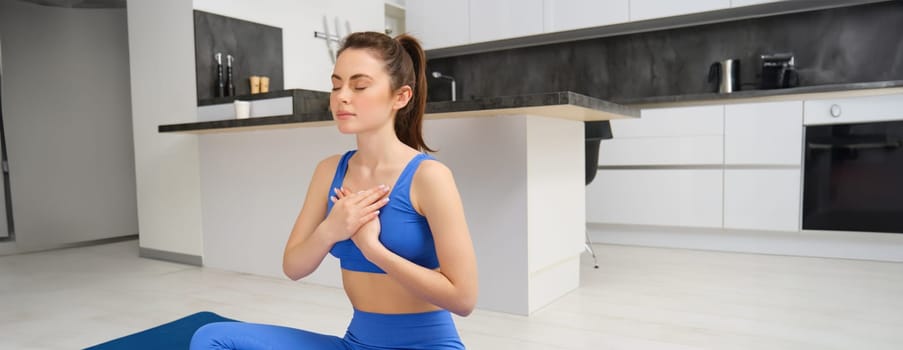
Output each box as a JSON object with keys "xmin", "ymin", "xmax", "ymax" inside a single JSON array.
[{"xmin": 392, "ymin": 85, "xmax": 414, "ymax": 111}]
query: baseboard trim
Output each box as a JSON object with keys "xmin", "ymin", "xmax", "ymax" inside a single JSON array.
[
  {"xmin": 139, "ymin": 246, "xmax": 203, "ymax": 266},
  {"xmin": 0, "ymin": 234, "xmax": 139, "ymax": 257},
  {"xmin": 587, "ymin": 223, "xmax": 903, "ymax": 262}
]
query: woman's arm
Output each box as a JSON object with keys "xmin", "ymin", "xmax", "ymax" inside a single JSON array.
[
  {"xmin": 282, "ymin": 156, "xmax": 341, "ymax": 281},
  {"xmin": 356, "ymin": 160, "xmax": 479, "ymax": 316}
]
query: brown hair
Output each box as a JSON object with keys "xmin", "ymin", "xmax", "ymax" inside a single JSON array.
[{"xmin": 336, "ymin": 31, "xmax": 435, "ymax": 153}]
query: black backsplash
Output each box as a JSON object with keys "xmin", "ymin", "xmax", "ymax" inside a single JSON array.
[
  {"xmin": 193, "ymin": 10, "xmax": 284, "ymax": 102},
  {"xmin": 425, "ymin": 1, "xmax": 903, "ymax": 102}
]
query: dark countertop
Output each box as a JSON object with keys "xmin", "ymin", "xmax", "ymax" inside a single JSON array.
[
  {"xmin": 614, "ymin": 80, "xmax": 903, "ymax": 107},
  {"xmin": 161, "ymin": 90, "xmax": 638, "ymax": 134}
]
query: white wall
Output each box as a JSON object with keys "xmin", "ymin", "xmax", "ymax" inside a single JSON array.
[
  {"xmin": 128, "ymin": 0, "xmax": 384, "ymax": 261},
  {"xmin": 127, "ymin": 0, "xmax": 204, "ymax": 259},
  {"xmin": 0, "ymin": 0, "xmax": 137, "ymax": 253}
]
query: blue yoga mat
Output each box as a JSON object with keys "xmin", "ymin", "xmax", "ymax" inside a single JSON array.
[{"xmin": 84, "ymin": 311, "xmax": 239, "ymax": 350}]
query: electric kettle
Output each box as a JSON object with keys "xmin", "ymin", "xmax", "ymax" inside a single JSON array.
[{"xmin": 708, "ymin": 59, "xmax": 741, "ymax": 94}]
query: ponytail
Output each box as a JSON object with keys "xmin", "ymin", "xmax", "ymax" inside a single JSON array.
[
  {"xmin": 394, "ymin": 34, "xmax": 433, "ymax": 153},
  {"xmin": 337, "ymin": 32, "xmax": 435, "ymax": 153}
]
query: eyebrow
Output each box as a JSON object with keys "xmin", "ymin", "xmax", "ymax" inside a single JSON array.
[{"xmin": 331, "ymin": 73, "xmax": 373, "ymax": 81}]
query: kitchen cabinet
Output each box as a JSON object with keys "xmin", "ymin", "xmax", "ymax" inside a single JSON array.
[
  {"xmin": 598, "ymin": 136, "xmax": 723, "ymax": 166},
  {"xmin": 724, "ymin": 101, "xmax": 803, "ymax": 165},
  {"xmin": 588, "ymin": 169, "xmax": 723, "ymax": 228},
  {"xmin": 611, "ymin": 105, "xmax": 723, "ymax": 138},
  {"xmin": 411, "ymin": 0, "xmax": 849, "ymax": 51},
  {"xmin": 594, "ymin": 105, "xmax": 724, "ymax": 228},
  {"xmin": 600, "ymin": 105, "xmax": 724, "ymax": 165},
  {"xmin": 405, "ymin": 0, "xmax": 470, "ymax": 50},
  {"xmin": 469, "ymin": 0, "xmax": 543, "ymax": 43},
  {"xmin": 723, "ymin": 169, "xmax": 801, "ymax": 231},
  {"xmin": 591, "ymin": 100, "xmax": 810, "ymax": 232},
  {"xmin": 543, "ymin": 0, "xmax": 629, "ymax": 32},
  {"xmin": 730, "ymin": 0, "xmax": 787, "ymax": 7},
  {"xmin": 630, "ymin": 0, "xmax": 730, "ymax": 21}
]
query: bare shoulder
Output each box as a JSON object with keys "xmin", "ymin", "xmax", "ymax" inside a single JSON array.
[
  {"xmin": 318, "ymin": 154, "xmax": 343, "ymax": 173},
  {"xmin": 308, "ymin": 154, "xmax": 344, "ymax": 193},
  {"xmin": 415, "ymin": 159, "xmax": 455, "ymax": 186},
  {"xmin": 411, "ymin": 158, "xmax": 459, "ymax": 215}
]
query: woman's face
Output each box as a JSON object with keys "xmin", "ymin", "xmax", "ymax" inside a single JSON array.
[{"xmin": 330, "ymin": 48, "xmax": 409, "ymax": 134}]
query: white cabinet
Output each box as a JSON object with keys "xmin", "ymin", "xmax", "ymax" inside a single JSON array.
[
  {"xmin": 612, "ymin": 105, "xmax": 723, "ymax": 137},
  {"xmin": 804, "ymin": 93, "xmax": 903, "ymax": 126},
  {"xmin": 543, "ymin": 0, "xmax": 629, "ymax": 32},
  {"xmin": 598, "ymin": 136, "xmax": 723, "ymax": 166},
  {"xmin": 724, "ymin": 101, "xmax": 803, "ymax": 165},
  {"xmin": 405, "ymin": 1, "xmax": 470, "ymax": 50},
  {"xmin": 730, "ymin": 0, "xmax": 786, "ymax": 7},
  {"xmin": 590, "ymin": 101, "xmax": 807, "ymax": 232},
  {"xmin": 469, "ymin": 0, "xmax": 543, "ymax": 43},
  {"xmin": 723, "ymin": 169, "xmax": 800, "ymax": 231},
  {"xmin": 587, "ymin": 169, "xmax": 723, "ymax": 228},
  {"xmin": 601, "ymin": 105, "xmax": 724, "ymax": 165},
  {"xmin": 629, "ymin": 0, "xmax": 730, "ymax": 21},
  {"xmin": 407, "ymin": 0, "xmax": 787, "ymax": 50}
]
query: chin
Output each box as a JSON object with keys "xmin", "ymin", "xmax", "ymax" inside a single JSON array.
[
  {"xmin": 336, "ymin": 124, "xmax": 356, "ymax": 134},
  {"xmin": 337, "ymin": 117, "xmax": 385, "ymax": 134},
  {"xmin": 335, "ymin": 119, "xmax": 365, "ymax": 134}
]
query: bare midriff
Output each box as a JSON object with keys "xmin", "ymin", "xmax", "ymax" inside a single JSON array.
[{"xmin": 342, "ymin": 268, "xmax": 442, "ymax": 314}]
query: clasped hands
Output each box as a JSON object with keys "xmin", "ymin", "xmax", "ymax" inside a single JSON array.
[{"xmin": 324, "ymin": 184, "xmax": 392, "ymax": 254}]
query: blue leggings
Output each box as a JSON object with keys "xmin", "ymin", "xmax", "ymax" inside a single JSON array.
[{"xmin": 189, "ymin": 308, "xmax": 465, "ymax": 350}]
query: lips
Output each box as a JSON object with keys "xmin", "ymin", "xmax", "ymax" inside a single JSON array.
[{"xmin": 336, "ymin": 111, "xmax": 355, "ymax": 120}]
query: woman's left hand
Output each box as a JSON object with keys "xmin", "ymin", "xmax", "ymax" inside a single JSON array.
[{"xmin": 335, "ymin": 187, "xmax": 386, "ymax": 255}]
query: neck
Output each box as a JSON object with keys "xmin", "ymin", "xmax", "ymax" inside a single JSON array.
[{"xmin": 353, "ymin": 118, "xmax": 413, "ymax": 169}]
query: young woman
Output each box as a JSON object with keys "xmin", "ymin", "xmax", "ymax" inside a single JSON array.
[{"xmin": 190, "ymin": 31, "xmax": 478, "ymax": 350}]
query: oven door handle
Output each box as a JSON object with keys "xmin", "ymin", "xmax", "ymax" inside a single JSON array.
[{"xmin": 807, "ymin": 141, "xmax": 902, "ymax": 150}]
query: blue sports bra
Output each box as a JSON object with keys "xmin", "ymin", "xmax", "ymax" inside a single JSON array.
[{"xmin": 326, "ymin": 149, "xmax": 440, "ymax": 273}]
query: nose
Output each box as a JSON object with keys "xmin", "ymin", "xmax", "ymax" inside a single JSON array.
[{"xmin": 333, "ymin": 85, "xmax": 351, "ymax": 104}]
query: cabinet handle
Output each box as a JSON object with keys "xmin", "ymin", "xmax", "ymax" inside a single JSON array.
[{"xmin": 830, "ymin": 104, "xmax": 842, "ymax": 118}]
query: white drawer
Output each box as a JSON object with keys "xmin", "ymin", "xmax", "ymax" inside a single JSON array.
[
  {"xmin": 587, "ymin": 169, "xmax": 723, "ymax": 228},
  {"xmin": 630, "ymin": 0, "xmax": 729, "ymax": 21},
  {"xmin": 804, "ymin": 93, "xmax": 903, "ymax": 126},
  {"xmin": 723, "ymin": 169, "xmax": 801, "ymax": 232},
  {"xmin": 612, "ymin": 105, "xmax": 724, "ymax": 138},
  {"xmin": 725, "ymin": 101, "xmax": 803, "ymax": 165},
  {"xmin": 598, "ymin": 135, "xmax": 723, "ymax": 166}
]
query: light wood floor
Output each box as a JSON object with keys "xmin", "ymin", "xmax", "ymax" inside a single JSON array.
[{"xmin": 1, "ymin": 239, "xmax": 901, "ymax": 349}]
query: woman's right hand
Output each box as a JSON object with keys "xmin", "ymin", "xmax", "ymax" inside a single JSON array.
[{"xmin": 322, "ymin": 184, "xmax": 391, "ymax": 243}]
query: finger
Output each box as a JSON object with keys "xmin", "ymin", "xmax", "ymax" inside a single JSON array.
[
  {"xmin": 363, "ymin": 196, "xmax": 390, "ymax": 212},
  {"xmin": 341, "ymin": 187, "xmax": 352, "ymax": 197},
  {"xmin": 357, "ymin": 185, "xmax": 390, "ymax": 205},
  {"xmin": 330, "ymin": 195, "xmax": 337, "ymax": 203},
  {"xmin": 358, "ymin": 210, "xmax": 380, "ymax": 224},
  {"xmin": 334, "ymin": 187, "xmax": 347, "ymax": 199},
  {"xmin": 349, "ymin": 187, "xmax": 374, "ymax": 204}
]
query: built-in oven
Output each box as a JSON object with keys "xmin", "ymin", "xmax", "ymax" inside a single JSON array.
[{"xmin": 802, "ymin": 93, "xmax": 903, "ymax": 234}]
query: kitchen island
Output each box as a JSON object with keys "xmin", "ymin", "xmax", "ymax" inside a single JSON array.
[{"xmin": 159, "ymin": 90, "xmax": 638, "ymax": 315}]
